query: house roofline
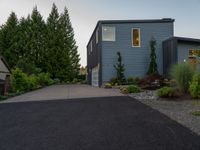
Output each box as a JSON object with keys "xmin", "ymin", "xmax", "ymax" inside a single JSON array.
[
  {"xmin": 0, "ymin": 55, "xmax": 11, "ymax": 73},
  {"xmin": 87, "ymin": 18, "xmax": 175, "ymax": 47},
  {"xmin": 164, "ymin": 36, "xmax": 200, "ymax": 44}
]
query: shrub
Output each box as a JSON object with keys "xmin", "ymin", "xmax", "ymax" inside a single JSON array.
[
  {"xmin": 189, "ymin": 73, "xmax": 200, "ymax": 98},
  {"xmin": 120, "ymin": 87, "xmax": 129, "ymax": 94},
  {"xmin": 37, "ymin": 72, "xmax": 53, "ymax": 86},
  {"xmin": 109, "ymin": 77, "xmax": 118, "ymax": 86},
  {"xmin": 156, "ymin": 87, "xmax": 176, "ymax": 98},
  {"xmin": 138, "ymin": 73, "xmax": 163, "ymax": 89},
  {"xmin": 27, "ymin": 74, "xmax": 38, "ymax": 90},
  {"xmin": 11, "ymin": 68, "xmax": 30, "ymax": 92},
  {"xmin": 127, "ymin": 77, "xmax": 136, "ymax": 85},
  {"xmin": 127, "ymin": 85, "xmax": 142, "ymax": 93},
  {"xmin": 114, "ymin": 52, "xmax": 126, "ymax": 85},
  {"xmin": 170, "ymin": 63, "xmax": 194, "ymax": 92},
  {"xmin": 104, "ymin": 83, "xmax": 112, "ymax": 88},
  {"xmin": 191, "ymin": 110, "xmax": 200, "ymax": 116}
]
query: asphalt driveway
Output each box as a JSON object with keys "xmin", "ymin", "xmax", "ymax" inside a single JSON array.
[
  {"xmin": 1, "ymin": 84, "xmax": 123, "ymax": 103},
  {"xmin": 0, "ymin": 96, "xmax": 199, "ymax": 150}
]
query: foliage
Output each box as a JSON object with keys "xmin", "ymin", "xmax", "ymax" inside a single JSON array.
[
  {"xmin": 37, "ymin": 72, "xmax": 53, "ymax": 86},
  {"xmin": 0, "ymin": 4, "xmax": 80, "ymax": 82},
  {"xmin": 11, "ymin": 68, "xmax": 30, "ymax": 92},
  {"xmin": 191, "ymin": 110, "xmax": 200, "ymax": 116},
  {"xmin": 138, "ymin": 73, "xmax": 164, "ymax": 89},
  {"xmin": 156, "ymin": 87, "xmax": 176, "ymax": 98},
  {"xmin": 127, "ymin": 77, "xmax": 136, "ymax": 85},
  {"xmin": 104, "ymin": 83, "xmax": 112, "ymax": 88},
  {"xmin": 120, "ymin": 87, "xmax": 129, "ymax": 94},
  {"xmin": 189, "ymin": 73, "xmax": 200, "ymax": 98},
  {"xmin": 147, "ymin": 37, "xmax": 158, "ymax": 75},
  {"xmin": 109, "ymin": 77, "xmax": 118, "ymax": 86},
  {"xmin": 170, "ymin": 63, "xmax": 194, "ymax": 93},
  {"xmin": 120, "ymin": 85, "xmax": 142, "ymax": 94},
  {"xmin": 11, "ymin": 68, "xmax": 53, "ymax": 92},
  {"xmin": 114, "ymin": 52, "xmax": 126, "ymax": 85},
  {"xmin": 27, "ymin": 74, "xmax": 39, "ymax": 90},
  {"xmin": 0, "ymin": 12, "xmax": 19, "ymax": 68},
  {"xmin": 127, "ymin": 85, "xmax": 142, "ymax": 93}
]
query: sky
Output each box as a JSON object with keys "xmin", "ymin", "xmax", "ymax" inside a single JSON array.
[{"xmin": 0, "ymin": 0, "xmax": 200, "ymax": 66}]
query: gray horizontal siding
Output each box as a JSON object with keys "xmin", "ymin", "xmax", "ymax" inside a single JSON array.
[{"xmin": 101, "ymin": 22, "xmax": 174, "ymax": 82}]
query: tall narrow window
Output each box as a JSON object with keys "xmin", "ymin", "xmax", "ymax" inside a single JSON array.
[
  {"xmin": 96, "ymin": 29, "xmax": 98, "ymax": 44},
  {"xmin": 102, "ymin": 26, "xmax": 116, "ymax": 41},
  {"xmin": 90, "ymin": 41, "xmax": 93, "ymax": 52},
  {"xmin": 132, "ymin": 28, "xmax": 140, "ymax": 47}
]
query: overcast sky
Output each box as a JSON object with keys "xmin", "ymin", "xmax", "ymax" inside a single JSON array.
[{"xmin": 0, "ymin": 0, "xmax": 200, "ymax": 66}]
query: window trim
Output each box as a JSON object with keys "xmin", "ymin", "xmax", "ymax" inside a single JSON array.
[
  {"xmin": 102, "ymin": 26, "xmax": 116, "ymax": 42},
  {"xmin": 132, "ymin": 28, "xmax": 140, "ymax": 47}
]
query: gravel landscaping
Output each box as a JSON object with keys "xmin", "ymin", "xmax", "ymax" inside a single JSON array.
[{"xmin": 129, "ymin": 90, "xmax": 200, "ymax": 135}]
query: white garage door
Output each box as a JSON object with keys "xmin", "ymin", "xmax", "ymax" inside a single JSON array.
[{"xmin": 92, "ymin": 66, "xmax": 99, "ymax": 87}]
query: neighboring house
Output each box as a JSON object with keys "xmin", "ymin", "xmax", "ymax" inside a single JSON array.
[
  {"xmin": 0, "ymin": 55, "xmax": 11, "ymax": 95},
  {"xmin": 87, "ymin": 18, "xmax": 200, "ymax": 87}
]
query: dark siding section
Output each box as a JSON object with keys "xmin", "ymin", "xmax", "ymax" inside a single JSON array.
[
  {"xmin": 163, "ymin": 39, "xmax": 177, "ymax": 76},
  {"xmin": 87, "ymin": 24, "xmax": 101, "ymax": 85}
]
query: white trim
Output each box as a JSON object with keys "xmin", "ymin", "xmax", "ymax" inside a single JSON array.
[{"xmin": 132, "ymin": 28, "xmax": 140, "ymax": 47}]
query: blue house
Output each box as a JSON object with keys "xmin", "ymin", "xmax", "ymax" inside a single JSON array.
[{"xmin": 87, "ymin": 18, "xmax": 200, "ymax": 86}]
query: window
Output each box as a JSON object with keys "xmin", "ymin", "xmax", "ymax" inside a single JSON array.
[
  {"xmin": 132, "ymin": 28, "xmax": 140, "ymax": 47},
  {"xmin": 90, "ymin": 41, "xmax": 93, "ymax": 52},
  {"xmin": 102, "ymin": 26, "xmax": 116, "ymax": 41},
  {"xmin": 96, "ymin": 29, "xmax": 98, "ymax": 44}
]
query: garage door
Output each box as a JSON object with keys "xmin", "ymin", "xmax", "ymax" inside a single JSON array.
[{"xmin": 92, "ymin": 66, "xmax": 99, "ymax": 87}]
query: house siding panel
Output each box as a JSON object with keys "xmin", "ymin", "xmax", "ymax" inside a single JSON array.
[{"xmin": 101, "ymin": 22, "xmax": 174, "ymax": 83}]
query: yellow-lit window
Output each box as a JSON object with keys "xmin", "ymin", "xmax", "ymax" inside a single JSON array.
[{"xmin": 132, "ymin": 28, "xmax": 140, "ymax": 47}]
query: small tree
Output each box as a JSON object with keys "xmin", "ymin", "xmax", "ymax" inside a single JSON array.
[
  {"xmin": 114, "ymin": 52, "xmax": 126, "ymax": 85},
  {"xmin": 147, "ymin": 37, "xmax": 158, "ymax": 74}
]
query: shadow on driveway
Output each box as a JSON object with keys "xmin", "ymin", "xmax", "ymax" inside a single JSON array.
[{"xmin": 0, "ymin": 96, "xmax": 199, "ymax": 150}]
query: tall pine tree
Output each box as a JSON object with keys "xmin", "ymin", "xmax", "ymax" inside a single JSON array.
[
  {"xmin": 46, "ymin": 3, "xmax": 61, "ymax": 78},
  {"xmin": 60, "ymin": 7, "xmax": 80, "ymax": 81},
  {"xmin": 0, "ymin": 12, "xmax": 19, "ymax": 68},
  {"xmin": 29, "ymin": 7, "xmax": 46, "ymax": 69}
]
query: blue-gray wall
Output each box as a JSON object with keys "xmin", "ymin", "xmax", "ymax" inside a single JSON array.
[
  {"xmin": 177, "ymin": 43, "xmax": 200, "ymax": 62},
  {"xmin": 101, "ymin": 22, "xmax": 174, "ymax": 83}
]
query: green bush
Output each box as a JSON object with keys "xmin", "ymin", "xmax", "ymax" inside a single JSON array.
[
  {"xmin": 191, "ymin": 110, "xmax": 200, "ymax": 116},
  {"xmin": 170, "ymin": 63, "xmax": 194, "ymax": 92},
  {"xmin": 189, "ymin": 73, "xmax": 200, "ymax": 98},
  {"xmin": 27, "ymin": 75, "xmax": 38, "ymax": 90},
  {"xmin": 120, "ymin": 87, "xmax": 129, "ymax": 94},
  {"xmin": 156, "ymin": 87, "xmax": 176, "ymax": 98},
  {"xmin": 127, "ymin": 77, "xmax": 136, "ymax": 85},
  {"xmin": 37, "ymin": 72, "xmax": 53, "ymax": 86},
  {"xmin": 127, "ymin": 85, "xmax": 142, "ymax": 93},
  {"xmin": 109, "ymin": 77, "xmax": 118, "ymax": 85},
  {"xmin": 11, "ymin": 68, "xmax": 30, "ymax": 92},
  {"xmin": 104, "ymin": 83, "xmax": 112, "ymax": 88}
]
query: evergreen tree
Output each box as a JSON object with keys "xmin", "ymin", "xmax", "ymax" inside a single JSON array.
[
  {"xmin": 61, "ymin": 7, "xmax": 80, "ymax": 81},
  {"xmin": 147, "ymin": 37, "xmax": 158, "ymax": 75},
  {"xmin": 29, "ymin": 7, "xmax": 46, "ymax": 69},
  {"xmin": 0, "ymin": 12, "xmax": 19, "ymax": 68},
  {"xmin": 46, "ymin": 3, "xmax": 61, "ymax": 78},
  {"xmin": 114, "ymin": 52, "xmax": 126, "ymax": 85}
]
